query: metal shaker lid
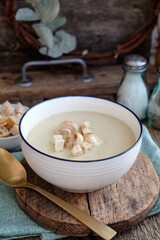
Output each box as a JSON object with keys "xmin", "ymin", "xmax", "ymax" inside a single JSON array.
[{"xmin": 122, "ymin": 54, "xmax": 147, "ymax": 72}]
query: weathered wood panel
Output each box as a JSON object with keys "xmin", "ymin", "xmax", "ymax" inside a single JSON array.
[
  {"xmin": 0, "ymin": 64, "xmax": 157, "ymax": 106},
  {"xmin": 61, "ymin": 0, "xmax": 151, "ymax": 52},
  {"xmin": 0, "ymin": 0, "xmax": 152, "ymax": 73}
]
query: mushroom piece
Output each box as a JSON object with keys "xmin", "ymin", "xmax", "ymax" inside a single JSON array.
[
  {"xmin": 83, "ymin": 133, "xmax": 100, "ymax": 146},
  {"xmin": 58, "ymin": 127, "xmax": 72, "ymax": 138},
  {"xmin": 81, "ymin": 127, "xmax": 92, "ymax": 135},
  {"xmin": 80, "ymin": 121, "xmax": 92, "ymax": 135},
  {"xmin": 80, "ymin": 121, "xmax": 90, "ymax": 130},
  {"xmin": 73, "ymin": 132, "xmax": 84, "ymax": 146},
  {"xmin": 56, "ymin": 127, "xmax": 72, "ymax": 148},
  {"xmin": 57, "ymin": 121, "xmax": 78, "ymax": 134},
  {"xmin": 65, "ymin": 135, "xmax": 73, "ymax": 148}
]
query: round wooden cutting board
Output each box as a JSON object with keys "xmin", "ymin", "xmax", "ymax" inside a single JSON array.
[{"xmin": 14, "ymin": 152, "xmax": 159, "ymax": 237}]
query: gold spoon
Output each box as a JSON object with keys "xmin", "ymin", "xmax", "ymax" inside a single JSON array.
[{"xmin": 0, "ymin": 148, "xmax": 116, "ymax": 240}]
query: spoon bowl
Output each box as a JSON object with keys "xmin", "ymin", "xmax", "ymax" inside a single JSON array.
[
  {"xmin": 0, "ymin": 149, "xmax": 27, "ymax": 187},
  {"xmin": 0, "ymin": 148, "xmax": 116, "ymax": 240}
]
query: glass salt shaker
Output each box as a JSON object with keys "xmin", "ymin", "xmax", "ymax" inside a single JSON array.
[
  {"xmin": 116, "ymin": 54, "xmax": 149, "ymax": 120},
  {"xmin": 148, "ymin": 66, "xmax": 160, "ymax": 129}
]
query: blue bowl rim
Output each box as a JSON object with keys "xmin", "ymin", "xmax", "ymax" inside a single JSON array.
[{"xmin": 19, "ymin": 95, "xmax": 143, "ymax": 163}]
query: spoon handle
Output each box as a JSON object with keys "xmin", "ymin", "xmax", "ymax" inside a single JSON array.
[{"xmin": 26, "ymin": 183, "xmax": 116, "ymax": 240}]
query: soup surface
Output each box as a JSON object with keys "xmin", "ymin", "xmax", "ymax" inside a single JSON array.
[{"xmin": 27, "ymin": 111, "xmax": 136, "ymax": 161}]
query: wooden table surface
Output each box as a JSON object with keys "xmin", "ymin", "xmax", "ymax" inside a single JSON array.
[
  {"xmin": 1, "ymin": 65, "xmax": 160, "ymax": 240},
  {"xmin": 15, "ymin": 123, "xmax": 160, "ymax": 240}
]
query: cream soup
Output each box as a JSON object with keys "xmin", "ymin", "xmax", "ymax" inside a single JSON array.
[{"xmin": 27, "ymin": 111, "xmax": 136, "ymax": 160}]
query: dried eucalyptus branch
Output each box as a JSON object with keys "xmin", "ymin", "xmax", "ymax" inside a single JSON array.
[{"xmin": 15, "ymin": 0, "xmax": 77, "ymax": 58}]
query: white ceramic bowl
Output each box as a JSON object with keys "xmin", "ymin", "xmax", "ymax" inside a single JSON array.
[
  {"xmin": 0, "ymin": 134, "xmax": 21, "ymax": 151},
  {"xmin": 19, "ymin": 96, "xmax": 142, "ymax": 193},
  {"xmin": 0, "ymin": 104, "xmax": 28, "ymax": 151}
]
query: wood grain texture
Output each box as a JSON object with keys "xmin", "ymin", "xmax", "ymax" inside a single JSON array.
[
  {"xmin": 0, "ymin": 64, "xmax": 157, "ymax": 104},
  {"xmin": 0, "ymin": 0, "xmax": 151, "ymax": 72},
  {"xmin": 88, "ymin": 153, "xmax": 159, "ymax": 232},
  {"xmin": 0, "ymin": 0, "xmax": 151, "ymax": 52},
  {"xmin": 14, "ymin": 153, "xmax": 159, "ymax": 237},
  {"xmin": 60, "ymin": 0, "xmax": 151, "ymax": 53}
]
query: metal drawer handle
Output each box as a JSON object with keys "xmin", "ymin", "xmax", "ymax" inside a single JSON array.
[{"xmin": 15, "ymin": 58, "xmax": 93, "ymax": 87}]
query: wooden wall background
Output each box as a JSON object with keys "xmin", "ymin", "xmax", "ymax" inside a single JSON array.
[{"xmin": 0, "ymin": 0, "xmax": 152, "ymax": 73}]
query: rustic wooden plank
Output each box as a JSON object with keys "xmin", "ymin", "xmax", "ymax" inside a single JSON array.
[
  {"xmin": 88, "ymin": 153, "xmax": 159, "ymax": 233},
  {"xmin": 0, "ymin": 50, "xmax": 36, "ymax": 73},
  {"xmin": 0, "ymin": 65, "xmax": 157, "ymax": 104}
]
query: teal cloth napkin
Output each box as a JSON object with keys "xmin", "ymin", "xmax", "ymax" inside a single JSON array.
[
  {"xmin": 0, "ymin": 124, "xmax": 160, "ymax": 240},
  {"xmin": 0, "ymin": 152, "xmax": 65, "ymax": 240},
  {"xmin": 140, "ymin": 125, "xmax": 160, "ymax": 216}
]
